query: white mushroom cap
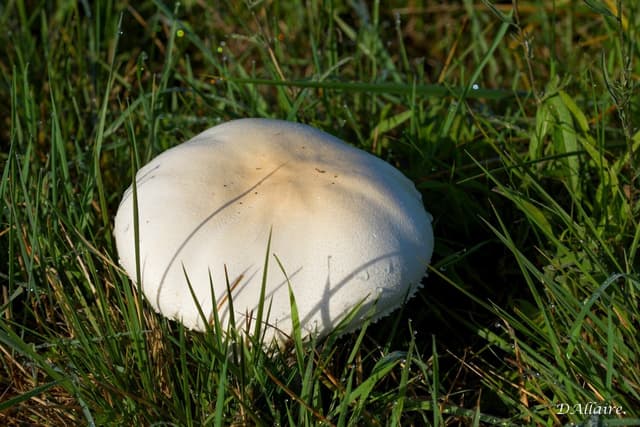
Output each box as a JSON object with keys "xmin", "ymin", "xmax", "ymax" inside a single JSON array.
[{"xmin": 114, "ymin": 118, "xmax": 433, "ymax": 344}]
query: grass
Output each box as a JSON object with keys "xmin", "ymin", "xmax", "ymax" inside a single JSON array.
[{"xmin": 1, "ymin": 0, "xmax": 639, "ymax": 425}]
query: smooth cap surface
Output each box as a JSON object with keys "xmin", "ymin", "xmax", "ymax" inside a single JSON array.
[{"xmin": 114, "ymin": 118, "xmax": 433, "ymax": 344}]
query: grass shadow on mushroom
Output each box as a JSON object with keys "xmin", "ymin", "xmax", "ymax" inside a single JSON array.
[{"xmin": 130, "ymin": 163, "xmax": 286, "ymax": 310}]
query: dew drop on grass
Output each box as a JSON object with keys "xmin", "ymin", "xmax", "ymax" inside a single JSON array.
[{"xmin": 472, "ymin": 83, "xmax": 480, "ymax": 90}]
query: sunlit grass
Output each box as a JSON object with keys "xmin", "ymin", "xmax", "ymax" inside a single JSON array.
[{"xmin": 1, "ymin": 0, "xmax": 639, "ymax": 425}]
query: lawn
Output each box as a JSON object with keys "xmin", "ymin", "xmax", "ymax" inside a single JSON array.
[{"xmin": 1, "ymin": 0, "xmax": 639, "ymax": 425}]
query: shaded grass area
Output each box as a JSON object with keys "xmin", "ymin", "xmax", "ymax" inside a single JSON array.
[{"xmin": 1, "ymin": 0, "xmax": 639, "ymax": 425}]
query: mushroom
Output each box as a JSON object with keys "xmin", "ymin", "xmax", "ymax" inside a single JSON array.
[{"xmin": 114, "ymin": 118, "xmax": 433, "ymax": 345}]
